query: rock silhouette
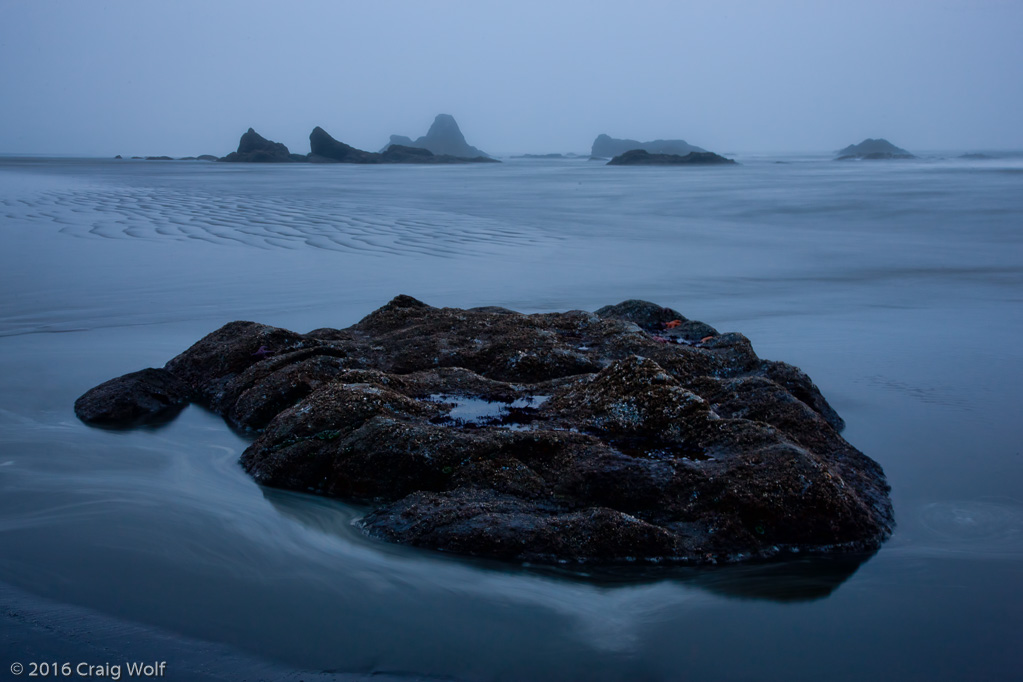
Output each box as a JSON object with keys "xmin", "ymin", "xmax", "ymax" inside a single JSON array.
[
  {"xmin": 592, "ymin": 134, "xmax": 706, "ymax": 159},
  {"xmin": 308, "ymin": 126, "xmax": 376, "ymax": 163},
  {"xmin": 219, "ymin": 128, "xmax": 301, "ymax": 163},
  {"xmin": 607, "ymin": 150, "xmax": 737, "ymax": 166},
  {"xmin": 836, "ymin": 138, "xmax": 915, "ymax": 160},
  {"xmin": 309, "ymin": 126, "xmax": 498, "ymax": 164},
  {"xmin": 383, "ymin": 114, "xmax": 491, "ymax": 158}
]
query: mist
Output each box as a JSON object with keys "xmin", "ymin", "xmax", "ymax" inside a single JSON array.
[{"xmin": 1, "ymin": 0, "xmax": 1022, "ymax": 156}]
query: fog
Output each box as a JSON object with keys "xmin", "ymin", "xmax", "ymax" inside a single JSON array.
[{"xmin": 1, "ymin": 0, "xmax": 1021, "ymax": 156}]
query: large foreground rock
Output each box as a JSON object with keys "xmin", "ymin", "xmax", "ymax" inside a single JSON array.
[
  {"xmin": 592, "ymin": 134, "xmax": 706, "ymax": 159},
  {"xmin": 75, "ymin": 297, "xmax": 894, "ymax": 565},
  {"xmin": 836, "ymin": 138, "xmax": 915, "ymax": 160},
  {"xmin": 382, "ymin": 114, "xmax": 491, "ymax": 158},
  {"xmin": 608, "ymin": 150, "xmax": 737, "ymax": 166}
]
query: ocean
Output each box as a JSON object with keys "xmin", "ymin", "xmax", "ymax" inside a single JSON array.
[{"xmin": 1, "ymin": 154, "xmax": 1021, "ymax": 681}]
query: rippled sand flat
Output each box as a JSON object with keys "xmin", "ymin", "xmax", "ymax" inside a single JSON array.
[{"xmin": 2, "ymin": 185, "xmax": 559, "ymax": 257}]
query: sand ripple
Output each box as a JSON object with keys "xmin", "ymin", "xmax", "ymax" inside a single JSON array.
[{"xmin": 2, "ymin": 187, "xmax": 558, "ymax": 257}]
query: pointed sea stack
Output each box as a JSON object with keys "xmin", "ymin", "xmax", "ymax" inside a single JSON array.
[
  {"xmin": 220, "ymin": 128, "xmax": 303, "ymax": 163},
  {"xmin": 308, "ymin": 126, "xmax": 377, "ymax": 163},
  {"xmin": 307, "ymin": 127, "xmax": 499, "ymax": 164},
  {"xmin": 382, "ymin": 114, "xmax": 491, "ymax": 158}
]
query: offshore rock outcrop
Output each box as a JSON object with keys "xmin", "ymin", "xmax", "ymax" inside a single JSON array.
[
  {"xmin": 308, "ymin": 126, "xmax": 377, "ymax": 163},
  {"xmin": 382, "ymin": 114, "xmax": 491, "ymax": 159},
  {"xmin": 308, "ymin": 126, "xmax": 497, "ymax": 164},
  {"xmin": 607, "ymin": 150, "xmax": 737, "ymax": 166},
  {"xmin": 380, "ymin": 144, "xmax": 498, "ymax": 164},
  {"xmin": 592, "ymin": 134, "xmax": 706, "ymax": 159},
  {"xmin": 836, "ymin": 138, "xmax": 915, "ymax": 160},
  {"xmin": 75, "ymin": 297, "xmax": 893, "ymax": 566},
  {"xmin": 219, "ymin": 128, "xmax": 303, "ymax": 163}
]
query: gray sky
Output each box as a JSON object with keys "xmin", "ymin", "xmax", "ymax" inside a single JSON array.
[{"xmin": 1, "ymin": 0, "xmax": 1021, "ymax": 156}]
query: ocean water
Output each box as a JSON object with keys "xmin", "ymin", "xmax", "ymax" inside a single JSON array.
[{"xmin": 0, "ymin": 154, "xmax": 1021, "ymax": 681}]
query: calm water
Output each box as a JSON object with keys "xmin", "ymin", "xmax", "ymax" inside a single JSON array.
[{"xmin": 1, "ymin": 155, "xmax": 1021, "ymax": 681}]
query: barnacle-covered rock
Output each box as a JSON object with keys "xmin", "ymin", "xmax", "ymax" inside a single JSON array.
[{"xmin": 75, "ymin": 296, "xmax": 894, "ymax": 565}]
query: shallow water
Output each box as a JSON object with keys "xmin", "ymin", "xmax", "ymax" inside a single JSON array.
[{"xmin": 1, "ymin": 154, "xmax": 1021, "ymax": 681}]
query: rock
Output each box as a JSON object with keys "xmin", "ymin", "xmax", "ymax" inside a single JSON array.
[
  {"xmin": 196, "ymin": 154, "xmax": 218, "ymax": 162},
  {"xmin": 163, "ymin": 320, "xmax": 308, "ymax": 407},
  {"xmin": 592, "ymin": 134, "xmax": 706, "ymax": 159},
  {"xmin": 380, "ymin": 144, "xmax": 434, "ymax": 162},
  {"xmin": 607, "ymin": 150, "xmax": 737, "ymax": 166},
  {"xmin": 219, "ymin": 128, "xmax": 300, "ymax": 163},
  {"xmin": 836, "ymin": 138, "xmax": 915, "ymax": 160},
  {"xmin": 75, "ymin": 297, "xmax": 893, "ymax": 566},
  {"xmin": 114, "ymin": 155, "xmax": 122, "ymax": 159},
  {"xmin": 380, "ymin": 144, "xmax": 499, "ymax": 165},
  {"xmin": 594, "ymin": 299, "xmax": 717, "ymax": 339},
  {"xmin": 309, "ymin": 127, "xmax": 499, "ymax": 165},
  {"xmin": 383, "ymin": 135, "xmax": 416, "ymax": 150},
  {"xmin": 74, "ymin": 368, "xmax": 191, "ymax": 426},
  {"xmin": 308, "ymin": 126, "xmax": 377, "ymax": 164},
  {"xmin": 382, "ymin": 114, "xmax": 491, "ymax": 158}
]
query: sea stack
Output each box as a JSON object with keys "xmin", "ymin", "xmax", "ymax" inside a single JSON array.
[
  {"xmin": 382, "ymin": 114, "xmax": 491, "ymax": 158},
  {"xmin": 836, "ymin": 139, "xmax": 915, "ymax": 160},
  {"xmin": 308, "ymin": 126, "xmax": 376, "ymax": 163},
  {"xmin": 607, "ymin": 150, "xmax": 737, "ymax": 166},
  {"xmin": 307, "ymin": 126, "xmax": 499, "ymax": 164},
  {"xmin": 591, "ymin": 134, "xmax": 706, "ymax": 160},
  {"xmin": 220, "ymin": 128, "xmax": 304, "ymax": 163}
]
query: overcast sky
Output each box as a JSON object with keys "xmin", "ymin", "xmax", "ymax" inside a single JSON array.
[{"xmin": 1, "ymin": 0, "xmax": 1021, "ymax": 156}]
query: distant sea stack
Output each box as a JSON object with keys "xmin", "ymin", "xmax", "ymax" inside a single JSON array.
[
  {"xmin": 308, "ymin": 126, "xmax": 376, "ymax": 163},
  {"xmin": 836, "ymin": 138, "xmax": 915, "ymax": 160},
  {"xmin": 607, "ymin": 149, "xmax": 736, "ymax": 166},
  {"xmin": 379, "ymin": 144, "xmax": 498, "ymax": 164},
  {"xmin": 592, "ymin": 134, "xmax": 706, "ymax": 160},
  {"xmin": 382, "ymin": 114, "xmax": 491, "ymax": 158},
  {"xmin": 310, "ymin": 126, "xmax": 498, "ymax": 165},
  {"xmin": 220, "ymin": 128, "xmax": 305, "ymax": 163}
]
